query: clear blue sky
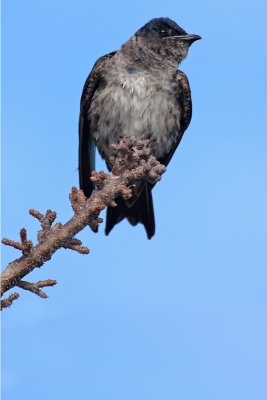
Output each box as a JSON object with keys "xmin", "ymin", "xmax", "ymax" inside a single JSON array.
[{"xmin": 2, "ymin": 1, "xmax": 267, "ymax": 399}]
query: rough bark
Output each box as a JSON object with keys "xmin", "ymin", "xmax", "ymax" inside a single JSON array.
[{"xmin": 1, "ymin": 139, "xmax": 165, "ymax": 309}]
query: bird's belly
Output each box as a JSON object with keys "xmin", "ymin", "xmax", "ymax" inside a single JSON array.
[{"xmin": 89, "ymin": 81, "xmax": 181, "ymax": 161}]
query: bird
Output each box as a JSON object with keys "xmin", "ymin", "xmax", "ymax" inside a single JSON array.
[{"xmin": 79, "ymin": 17, "xmax": 201, "ymax": 239}]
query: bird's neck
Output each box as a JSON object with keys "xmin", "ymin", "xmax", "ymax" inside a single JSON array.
[{"xmin": 119, "ymin": 35, "xmax": 179, "ymax": 73}]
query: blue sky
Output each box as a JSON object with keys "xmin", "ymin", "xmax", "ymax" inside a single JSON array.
[{"xmin": 2, "ymin": 1, "xmax": 267, "ymax": 399}]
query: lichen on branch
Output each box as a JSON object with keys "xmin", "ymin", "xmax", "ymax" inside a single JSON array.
[{"xmin": 1, "ymin": 138, "xmax": 166, "ymax": 309}]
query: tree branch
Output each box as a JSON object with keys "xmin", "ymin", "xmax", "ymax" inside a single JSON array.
[
  {"xmin": 17, "ymin": 280, "xmax": 57, "ymax": 299},
  {"xmin": 1, "ymin": 139, "xmax": 166, "ymax": 308},
  {"xmin": 1, "ymin": 293, "xmax": 20, "ymax": 309}
]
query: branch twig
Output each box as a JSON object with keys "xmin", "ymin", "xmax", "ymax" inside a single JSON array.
[
  {"xmin": 1, "ymin": 139, "xmax": 165, "ymax": 307},
  {"xmin": 17, "ymin": 280, "xmax": 57, "ymax": 298},
  {"xmin": 1, "ymin": 293, "xmax": 20, "ymax": 310}
]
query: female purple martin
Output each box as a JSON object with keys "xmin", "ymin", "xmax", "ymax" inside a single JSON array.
[{"xmin": 79, "ymin": 17, "xmax": 201, "ymax": 239}]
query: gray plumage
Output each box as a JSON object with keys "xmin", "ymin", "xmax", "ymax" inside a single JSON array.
[{"xmin": 79, "ymin": 17, "xmax": 201, "ymax": 238}]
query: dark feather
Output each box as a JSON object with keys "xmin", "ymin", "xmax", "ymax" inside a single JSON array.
[
  {"xmin": 79, "ymin": 51, "xmax": 116, "ymax": 197},
  {"xmin": 105, "ymin": 182, "xmax": 155, "ymax": 239},
  {"xmin": 158, "ymin": 70, "xmax": 192, "ymax": 167}
]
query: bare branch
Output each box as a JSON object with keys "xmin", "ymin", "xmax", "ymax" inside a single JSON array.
[
  {"xmin": 1, "ymin": 139, "xmax": 166, "ymax": 306},
  {"xmin": 17, "ymin": 280, "xmax": 57, "ymax": 298},
  {"xmin": 29, "ymin": 209, "xmax": 56, "ymax": 231},
  {"xmin": 2, "ymin": 227, "xmax": 33, "ymax": 256},
  {"xmin": 2, "ymin": 238, "xmax": 25, "ymax": 251},
  {"xmin": 62, "ymin": 238, "xmax": 90, "ymax": 254},
  {"xmin": 1, "ymin": 293, "xmax": 20, "ymax": 310},
  {"xmin": 69, "ymin": 187, "xmax": 87, "ymax": 213}
]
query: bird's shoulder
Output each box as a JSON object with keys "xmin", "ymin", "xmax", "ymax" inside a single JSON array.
[
  {"xmin": 176, "ymin": 70, "xmax": 191, "ymax": 99},
  {"xmin": 80, "ymin": 51, "xmax": 116, "ymax": 112},
  {"xmin": 174, "ymin": 69, "xmax": 192, "ymax": 133}
]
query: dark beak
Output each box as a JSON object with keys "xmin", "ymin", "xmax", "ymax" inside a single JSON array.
[{"xmin": 177, "ymin": 34, "xmax": 202, "ymax": 43}]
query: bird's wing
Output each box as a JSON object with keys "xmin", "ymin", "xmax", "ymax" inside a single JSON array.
[
  {"xmin": 79, "ymin": 51, "xmax": 116, "ymax": 198},
  {"xmin": 158, "ymin": 69, "xmax": 192, "ymax": 167}
]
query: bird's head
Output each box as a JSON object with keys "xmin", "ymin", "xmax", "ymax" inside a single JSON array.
[{"xmin": 136, "ymin": 17, "xmax": 201, "ymax": 64}]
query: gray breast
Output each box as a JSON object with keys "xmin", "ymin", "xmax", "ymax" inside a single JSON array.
[{"xmin": 89, "ymin": 68, "xmax": 181, "ymax": 162}]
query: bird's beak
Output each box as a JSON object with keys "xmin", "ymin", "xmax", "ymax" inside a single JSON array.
[{"xmin": 177, "ymin": 34, "xmax": 202, "ymax": 43}]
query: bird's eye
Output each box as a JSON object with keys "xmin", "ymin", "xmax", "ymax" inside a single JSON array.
[{"xmin": 159, "ymin": 28, "xmax": 168, "ymax": 37}]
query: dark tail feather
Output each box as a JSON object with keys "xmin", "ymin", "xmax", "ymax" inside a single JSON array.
[
  {"xmin": 79, "ymin": 112, "xmax": 96, "ymax": 198},
  {"xmin": 105, "ymin": 183, "xmax": 155, "ymax": 239}
]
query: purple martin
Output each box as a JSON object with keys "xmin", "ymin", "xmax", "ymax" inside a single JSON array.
[{"xmin": 79, "ymin": 17, "xmax": 201, "ymax": 239}]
